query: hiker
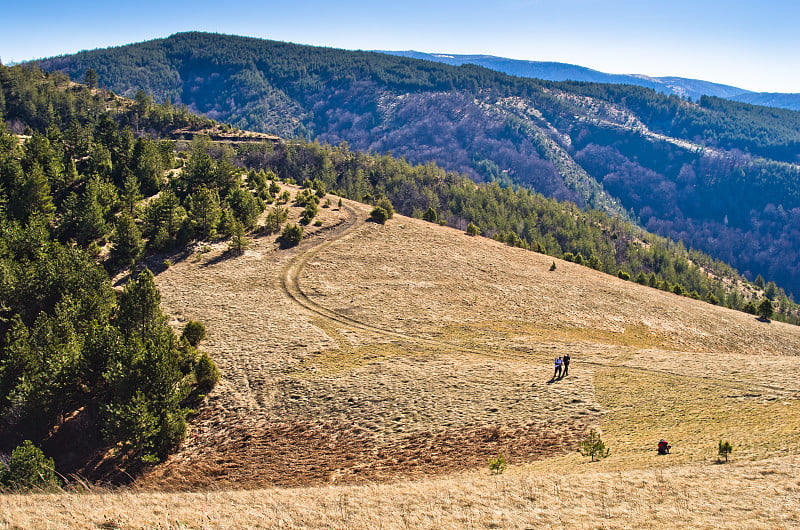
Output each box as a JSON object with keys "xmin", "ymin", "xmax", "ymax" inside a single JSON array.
[
  {"xmin": 553, "ymin": 356, "xmax": 563, "ymax": 379},
  {"xmin": 657, "ymin": 439, "xmax": 671, "ymax": 455},
  {"xmin": 562, "ymin": 353, "xmax": 571, "ymax": 376}
]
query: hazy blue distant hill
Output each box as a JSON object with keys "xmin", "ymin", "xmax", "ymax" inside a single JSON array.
[
  {"xmin": 32, "ymin": 32, "xmax": 800, "ymax": 296},
  {"xmin": 728, "ymin": 92, "xmax": 800, "ymax": 111},
  {"xmin": 382, "ymin": 51, "xmax": 753, "ymax": 102}
]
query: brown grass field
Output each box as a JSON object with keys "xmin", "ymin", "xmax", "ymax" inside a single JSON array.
[{"xmin": 3, "ymin": 187, "xmax": 800, "ymax": 528}]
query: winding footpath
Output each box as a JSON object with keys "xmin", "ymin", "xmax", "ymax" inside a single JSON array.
[{"xmin": 277, "ymin": 199, "xmax": 800, "ymax": 399}]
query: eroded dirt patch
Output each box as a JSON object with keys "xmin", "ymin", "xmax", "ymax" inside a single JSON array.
[{"xmin": 142, "ymin": 407, "xmax": 591, "ymax": 490}]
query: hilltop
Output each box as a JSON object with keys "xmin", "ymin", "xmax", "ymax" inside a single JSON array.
[
  {"xmin": 5, "ymin": 188, "xmax": 800, "ymax": 526},
  {"xmin": 33, "ymin": 31, "xmax": 800, "ymax": 298}
]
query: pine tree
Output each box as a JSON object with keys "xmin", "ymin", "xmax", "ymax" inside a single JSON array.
[
  {"xmin": 758, "ymin": 298, "xmax": 774, "ymax": 321},
  {"xmin": 227, "ymin": 219, "xmax": 250, "ymax": 254},
  {"xmin": 84, "ymin": 69, "xmax": 98, "ymax": 89},
  {"xmin": 577, "ymin": 430, "xmax": 610, "ymax": 461},
  {"xmin": 110, "ymin": 214, "xmax": 143, "ymax": 266},
  {"xmin": 187, "ymin": 186, "xmax": 221, "ymax": 239}
]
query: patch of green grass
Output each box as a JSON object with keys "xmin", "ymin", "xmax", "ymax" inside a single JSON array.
[{"xmin": 439, "ymin": 321, "xmax": 676, "ymax": 351}]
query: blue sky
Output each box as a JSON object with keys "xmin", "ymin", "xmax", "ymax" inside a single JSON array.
[{"xmin": 2, "ymin": 0, "xmax": 798, "ymax": 93}]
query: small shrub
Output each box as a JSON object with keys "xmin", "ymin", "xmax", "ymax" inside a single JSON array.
[
  {"xmin": 269, "ymin": 180, "xmax": 281, "ymax": 196},
  {"xmin": 466, "ymin": 222, "xmax": 481, "ymax": 236},
  {"xmin": 162, "ymin": 259, "xmax": 172, "ymax": 269},
  {"xmin": 375, "ymin": 198, "xmax": 395, "ymax": 219},
  {"xmin": 182, "ymin": 321, "xmax": 207, "ymax": 347},
  {"xmin": 562, "ymin": 252, "xmax": 575, "ymax": 262},
  {"xmin": 370, "ymin": 206, "xmax": 389, "ymax": 224},
  {"xmin": 488, "ymin": 453, "xmax": 507, "ymax": 474},
  {"xmin": 295, "ymin": 188, "xmax": 319, "ymax": 208},
  {"xmin": 277, "ymin": 190, "xmax": 291, "ymax": 204},
  {"xmin": 194, "ymin": 352, "xmax": 220, "ymax": 392},
  {"xmin": 718, "ymin": 440, "xmax": 733, "ymax": 462},
  {"xmin": 422, "ymin": 207, "xmax": 438, "ymax": 223},
  {"xmin": 577, "ymin": 430, "xmax": 610, "ymax": 461},
  {"xmin": 314, "ymin": 220, "xmax": 323, "ymax": 226},
  {"xmin": 280, "ymin": 223, "xmax": 304, "ymax": 247},
  {"xmin": 617, "ymin": 270, "xmax": 631, "ymax": 281},
  {"xmin": 0, "ymin": 440, "xmax": 58, "ymax": 491},
  {"xmin": 300, "ymin": 203, "xmax": 318, "ymax": 225},
  {"xmin": 549, "ymin": 261, "xmax": 557, "ymax": 271}
]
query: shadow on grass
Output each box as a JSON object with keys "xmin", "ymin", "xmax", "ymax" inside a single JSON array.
[{"xmin": 200, "ymin": 248, "xmax": 244, "ymax": 268}]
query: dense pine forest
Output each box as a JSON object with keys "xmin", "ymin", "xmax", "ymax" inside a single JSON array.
[
  {"xmin": 33, "ymin": 32, "xmax": 800, "ymax": 297},
  {"xmin": 0, "ymin": 63, "xmax": 797, "ymax": 487},
  {"xmin": 0, "ymin": 64, "xmax": 222, "ymax": 487}
]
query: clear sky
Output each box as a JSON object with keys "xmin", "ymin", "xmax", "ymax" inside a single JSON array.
[{"xmin": 2, "ymin": 0, "xmax": 798, "ymax": 93}]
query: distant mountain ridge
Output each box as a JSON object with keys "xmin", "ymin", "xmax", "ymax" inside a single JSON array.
[
  {"xmin": 381, "ymin": 51, "xmax": 800, "ymax": 110},
  {"xmin": 30, "ymin": 32, "xmax": 800, "ymax": 296}
]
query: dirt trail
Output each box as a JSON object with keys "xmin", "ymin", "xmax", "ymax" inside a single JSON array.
[
  {"xmin": 143, "ymin": 189, "xmax": 800, "ymax": 490},
  {"xmin": 283, "ymin": 204, "xmax": 800, "ymax": 399}
]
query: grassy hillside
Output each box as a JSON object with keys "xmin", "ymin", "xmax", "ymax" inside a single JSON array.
[
  {"xmin": 33, "ymin": 32, "xmax": 800, "ymax": 298},
  {"xmin": 5, "ymin": 193, "xmax": 800, "ymax": 526}
]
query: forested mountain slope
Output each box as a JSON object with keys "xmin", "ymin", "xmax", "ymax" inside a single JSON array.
[{"xmin": 34, "ymin": 32, "xmax": 800, "ymax": 297}]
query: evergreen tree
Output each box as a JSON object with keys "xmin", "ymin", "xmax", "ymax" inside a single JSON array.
[
  {"xmin": 84, "ymin": 68, "xmax": 98, "ymax": 89},
  {"xmin": 758, "ymin": 299, "xmax": 774, "ymax": 321},
  {"xmin": 227, "ymin": 219, "xmax": 250, "ymax": 254},
  {"xmin": 0, "ymin": 440, "xmax": 58, "ymax": 491},
  {"xmin": 187, "ymin": 186, "xmax": 222, "ymax": 239},
  {"xmin": 121, "ymin": 172, "xmax": 143, "ymax": 215},
  {"xmin": 110, "ymin": 213, "xmax": 143, "ymax": 266},
  {"xmin": 116, "ymin": 269, "xmax": 166, "ymax": 340},
  {"xmin": 466, "ymin": 222, "xmax": 481, "ymax": 236},
  {"xmin": 226, "ymin": 187, "xmax": 264, "ymax": 229},
  {"xmin": 10, "ymin": 162, "xmax": 55, "ymax": 222},
  {"xmin": 132, "ymin": 138, "xmax": 164, "ymax": 195},
  {"xmin": 422, "ymin": 206, "xmax": 438, "ymax": 222},
  {"xmin": 765, "ymin": 281, "xmax": 778, "ymax": 301}
]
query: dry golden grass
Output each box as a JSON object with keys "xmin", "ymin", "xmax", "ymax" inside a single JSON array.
[
  {"xmin": 4, "ymin": 189, "xmax": 800, "ymax": 527},
  {"xmin": 3, "ymin": 455, "xmax": 800, "ymax": 528}
]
